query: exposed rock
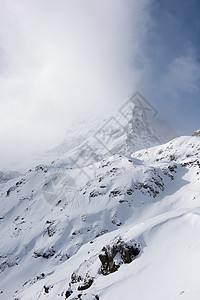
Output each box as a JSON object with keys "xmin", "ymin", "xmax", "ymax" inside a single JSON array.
[
  {"xmin": 77, "ymin": 278, "xmax": 93, "ymax": 291},
  {"xmin": 99, "ymin": 238, "xmax": 140, "ymax": 275},
  {"xmin": 43, "ymin": 285, "xmax": 49, "ymax": 294},
  {"xmin": 192, "ymin": 128, "xmax": 200, "ymax": 136},
  {"xmin": 65, "ymin": 289, "xmax": 73, "ymax": 298},
  {"xmin": 35, "ymin": 165, "xmax": 48, "ymax": 172},
  {"xmin": 67, "ymin": 270, "xmax": 94, "ymax": 297},
  {"xmin": 109, "ymin": 189, "xmax": 122, "ymax": 197},
  {"xmin": 90, "ymin": 190, "xmax": 100, "ymax": 197},
  {"xmin": 46, "ymin": 221, "xmax": 56, "ymax": 237},
  {"xmin": 33, "ymin": 247, "xmax": 55, "ymax": 259},
  {"xmin": 95, "ymin": 229, "xmax": 108, "ymax": 238},
  {"xmin": 6, "ymin": 186, "xmax": 17, "ymax": 196},
  {"xmin": 126, "ymin": 188, "xmax": 134, "ymax": 195}
]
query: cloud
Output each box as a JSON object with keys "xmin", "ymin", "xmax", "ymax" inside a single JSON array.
[
  {"xmin": 2, "ymin": 0, "xmax": 199, "ymax": 169},
  {"xmin": 0, "ymin": 0, "xmax": 152, "ymax": 167}
]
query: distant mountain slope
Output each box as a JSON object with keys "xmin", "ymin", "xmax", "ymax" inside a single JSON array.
[
  {"xmin": 1, "ymin": 93, "xmax": 177, "ymax": 174},
  {"xmin": 51, "ymin": 92, "xmax": 178, "ymax": 168},
  {"xmin": 0, "ymin": 135, "xmax": 199, "ymax": 299},
  {"xmin": 0, "ymin": 170, "xmax": 20, "ymax": 183},
  {"xmin": 192, "ymin": 128, "xmax": 200, "ymax": 136}
]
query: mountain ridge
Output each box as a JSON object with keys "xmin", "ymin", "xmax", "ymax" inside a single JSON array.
[
  {"xmin": 50, "ymin": 93, "xmax": 178, "ymax": 169},
  {"xmin": 0, "ymin": 134, "xmax": 200, "ymax": 299}
]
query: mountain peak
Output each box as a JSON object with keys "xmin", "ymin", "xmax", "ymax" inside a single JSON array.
[
  {"xmin": 192, "ymin": 128, "xmax": 200, "ymax": 136},
  {"xmin": 52, "ymin": 92, "xmax": 178, "ymax": 168}
]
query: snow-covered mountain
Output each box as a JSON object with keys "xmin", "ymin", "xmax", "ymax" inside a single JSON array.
[
  {"xmin": 0, "ymin": 170, "xmax": 21, "ymax": 184},
  {"xmin": 0, "ymin": 133, "xmax": 200, "ymax": 299},
  {"xmin": 1, "ymin": 94, "xmax": 199, "ymax": 300},
  {"xmin": 49, "ymin": 92, "xmax": 177, "ymax": 169},
  {"xmin": 0, "ymin": 93, "xmax": 177, "ymax": 174}
]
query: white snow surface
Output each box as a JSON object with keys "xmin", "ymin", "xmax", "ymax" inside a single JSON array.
[{"xmin": 0, "ymin": 133, "xmax": 200, "ymax": 299}]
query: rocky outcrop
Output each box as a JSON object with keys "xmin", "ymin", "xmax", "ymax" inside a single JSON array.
[
  {"xmin": 64, "ymin": 238, "xmax": 141, "ymax": 299},
  {"xmin": 192, "ymin": 129, "xmax": 200, "ymax": 136},
  {"xmin": 99, "ymin": 238, "xmax": 141, "ymax": 275},
  {"xmin": 33, "ymin": 247, "xmax": 55, "ymax": 259}
]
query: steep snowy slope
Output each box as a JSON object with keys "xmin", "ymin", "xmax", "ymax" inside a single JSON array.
[{"xmin": 0, "ymin": 135, "xmax": 199, "ymax": 300}]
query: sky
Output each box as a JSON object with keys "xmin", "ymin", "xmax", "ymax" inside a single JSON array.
[{"xmin": 0, "ymin": 0, "xmax": 200, "ymax": 168}]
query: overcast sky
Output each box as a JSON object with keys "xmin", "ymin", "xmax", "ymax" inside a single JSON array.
[{"xmin": 0, "ymin": 0, "xmax": 200, "ymax": 167}]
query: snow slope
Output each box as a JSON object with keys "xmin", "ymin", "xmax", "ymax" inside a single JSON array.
[{"xmin": 0, "ymin": 135, "xmax": 200, "ymax": 300}]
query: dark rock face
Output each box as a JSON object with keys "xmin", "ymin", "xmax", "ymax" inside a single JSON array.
[
  {"xmin": 65, "ymin": 289, "xmax": 73, "ymax": 298},
  {"xmin": 77, "ymin": 279, "xmax": 93, "ymax": 291},
  {"xmin": 192, "ymin": 129, "xmax": 200, "ymax": 136},
  {"xmin": 43, "ymin": 285, "xmax": 49, "ymax": 294},
  {"xmin": 64, "ymin": 238, "xmax": 141, "ymax": 298},
  {"xmin": 65, "ymin": 272, "xmax": 94, "ymax": 298},
  {"xmin": 33, "ymin": 247, "xmax": 55, "ymax": 259},
  {"xmin": 99, "ymin": 238, "xmax": 140, "ymax": 275}
]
